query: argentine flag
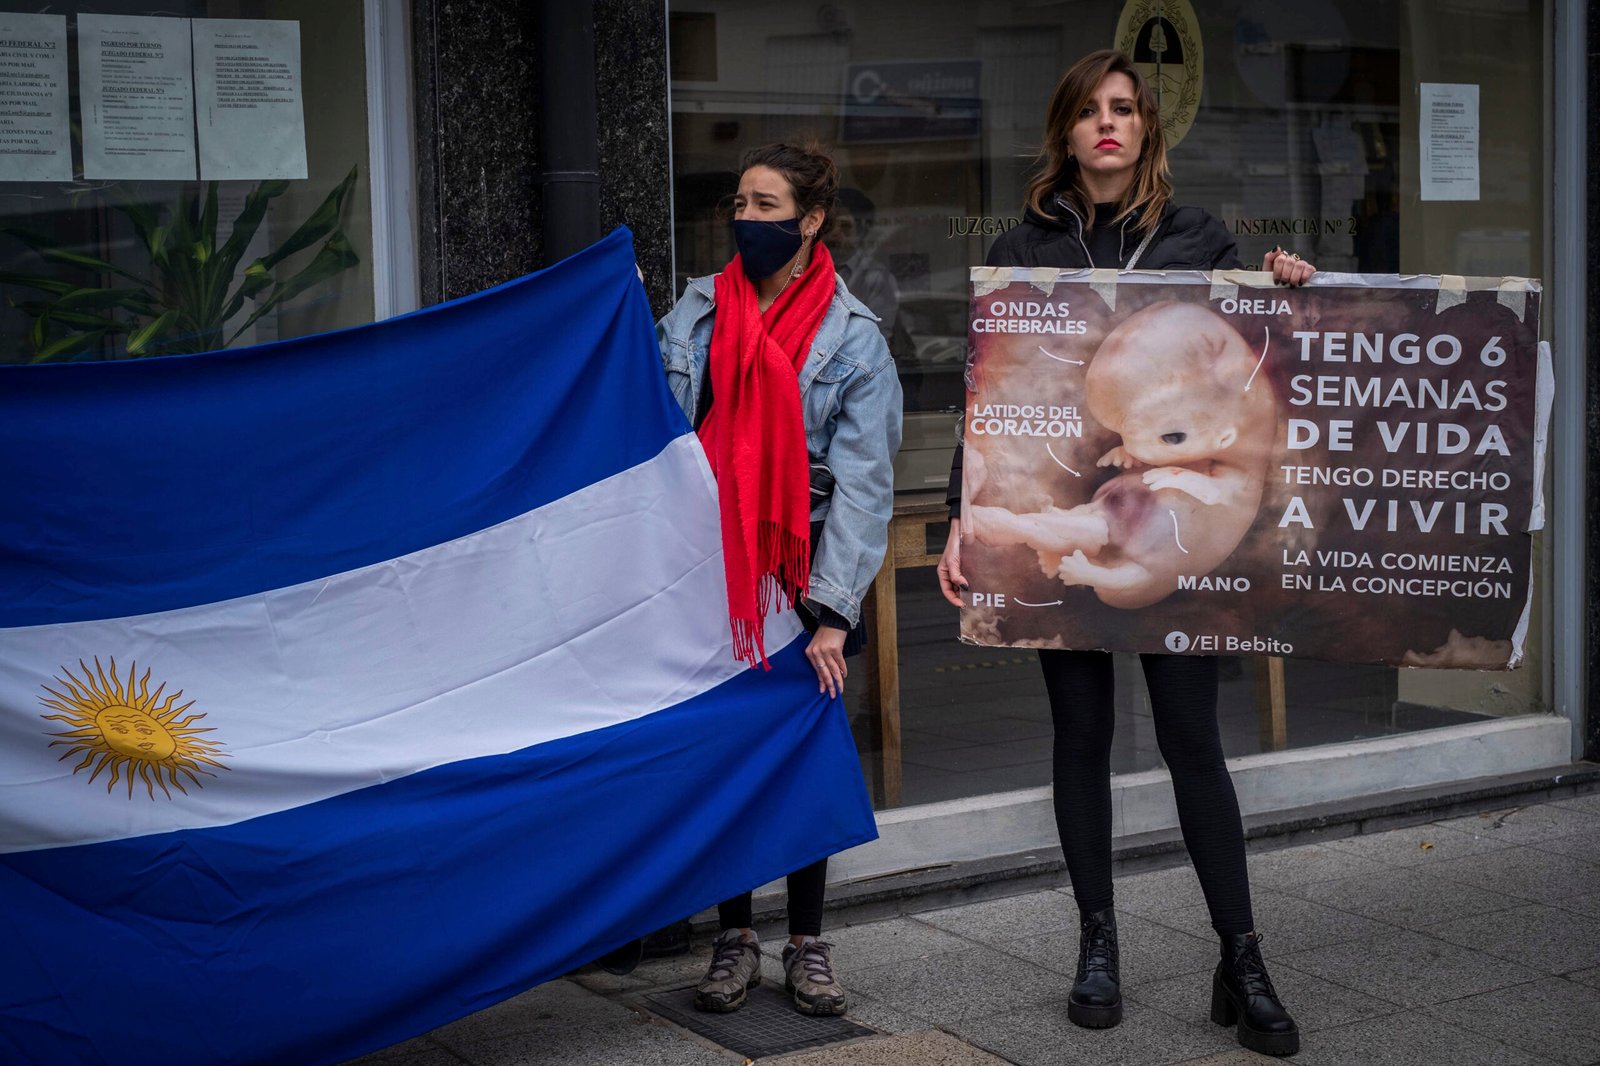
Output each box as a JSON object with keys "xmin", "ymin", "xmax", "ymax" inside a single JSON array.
[{"xmin": 0, "ymin": 229, "xmax": 876, "ymax": 1066}]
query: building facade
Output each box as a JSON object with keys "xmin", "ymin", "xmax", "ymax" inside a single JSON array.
[{"xmin": 1, "ymin": 0, "xmax": 1591, "ymax": 875}]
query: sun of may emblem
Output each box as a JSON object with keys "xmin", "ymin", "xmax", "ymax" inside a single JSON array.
[{"xmin": 39, "ymin": 657, "xmax": 230, "ymax": 800}]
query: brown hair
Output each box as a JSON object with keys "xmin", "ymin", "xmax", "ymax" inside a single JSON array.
[
  {"xmin": 738, "ymin": 141, "xmax": 840, "ymax": 238},
  {"xmin": 1024, "ymin": 50, "xmax": 1172, "ymax": 235}
]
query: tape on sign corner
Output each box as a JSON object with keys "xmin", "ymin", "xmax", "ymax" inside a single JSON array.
[
  {"xmin": 1496, "ymin": 282, "xmax": 1528, "ymax": 323},
  {"xmin": 1527, "ymin": 340, "xmax": 1555, "ymax": 533},
  {"xmin": 970, "ymin": 267, "xmax": 1011, "ymax": 298},
  {"xmin": 1435, "ymin": 275, "xmax": 1469, "ymax": 314},
  {"xmin": 1209, "ymin": 279, "xmax": 1239, "ymax": 304},
  {"xmin": 1508, "ymin": 592, "xmax": 1532, "ymax": 671},
  {"xmin": 1089, "ymin": 268, "xmax": 1119, "ymax": 311},
  {"xmin": 969, "ymin": 266, "xmax": 1004, "ymax": 283},
  {"xmin": 1011, "ymin": 266, "xmax": 1061, "ymax": 298},
  {"xmin": 1214, "ymin": 268, "xmax": 1274, "ymax": 289}
]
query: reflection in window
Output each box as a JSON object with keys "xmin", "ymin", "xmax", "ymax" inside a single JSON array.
[{"xmin": 1, "ymin": 3, "xmax": 376, "ymax": 363}]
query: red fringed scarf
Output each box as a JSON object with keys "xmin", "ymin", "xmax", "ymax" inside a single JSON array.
[{"xmin": 702, "ymin": 242, "xmax": 837, "ymax": 668}]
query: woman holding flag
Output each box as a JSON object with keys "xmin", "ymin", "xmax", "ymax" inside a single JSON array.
[
  {"xmin": 654, "ymin": 142, "xmax": 902, "ymax": 1016},
  {"xmin": 937, "ymin": 51, "xmax": 1312, "ymax": 1056}
]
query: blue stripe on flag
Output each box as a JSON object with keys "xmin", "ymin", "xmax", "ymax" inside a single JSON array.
[
  {"xmin": 0, "ymin": 227, "xmax": 685, "ymax": 626},
  {"xmin": 0, "ymin": 637, "xmax": 875, "ymax": 1066}
]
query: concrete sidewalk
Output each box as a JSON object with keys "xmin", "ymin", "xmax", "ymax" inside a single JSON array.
[{"xmin": 350, "ymin": 793, "xmax": 1600, "ymax": 1065}]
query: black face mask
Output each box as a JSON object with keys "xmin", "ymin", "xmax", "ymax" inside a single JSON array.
[{"xmin": 732, "ymin": 217, "xmax": 804, "ymax": 281}]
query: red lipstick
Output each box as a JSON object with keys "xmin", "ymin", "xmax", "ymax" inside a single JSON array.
[{"xmin": 1096, "ymin": 138, "xmax": 1121, "ymax": 150}]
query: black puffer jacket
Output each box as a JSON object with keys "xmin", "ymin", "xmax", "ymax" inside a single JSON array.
[
  {"xmin": 947, "ymin": 196, "xmax": 1243, "ymax": 512},
  {"xmin": 987, "ymin": 196, "xmax": 1242, "ymax": 272}
]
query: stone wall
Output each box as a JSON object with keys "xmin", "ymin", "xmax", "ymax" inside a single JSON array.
[{"xmin": 411, "ymin": 0, "xmax": 673, "ymax": 317}]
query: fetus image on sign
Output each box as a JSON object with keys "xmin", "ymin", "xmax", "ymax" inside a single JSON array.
[{"xmin": 970, "ymin": 302, "xmax": 1278, "ymax": 609}]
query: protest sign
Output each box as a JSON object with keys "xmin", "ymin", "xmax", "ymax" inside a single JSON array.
[{"xmin": 958, "ymin": 268, "xmax": 1549, "ymax": 669}]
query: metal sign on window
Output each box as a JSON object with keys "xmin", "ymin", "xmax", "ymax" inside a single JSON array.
[
  {"xmin": 840, "ymin": 59, "xmax": 981, "ymax": 143},
  {"xmin": 1114, "ymin": 0, "xmax": 1204, "ymax": 149}
]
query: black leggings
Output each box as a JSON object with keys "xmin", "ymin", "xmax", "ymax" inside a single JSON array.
[
  {"xmin": 718, "ymin": 858, "xmax": 827, "ymax": 937},
  {"xmin": 1041, "ymin": 649, "xmax": 1253, "ymax": 936}
]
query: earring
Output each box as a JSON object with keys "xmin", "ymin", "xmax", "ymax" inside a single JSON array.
[{"xmin": 791, "ymin": 233, "xmax": 815, "ymax": 278}]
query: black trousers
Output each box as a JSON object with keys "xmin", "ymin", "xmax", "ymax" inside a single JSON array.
[
  {"xmin": 717, "ymin": 858, "xmax": 828, "ymax": 937},
  {"xmin": 1040, "ymin": 649, "xmax": 1254, "ymax": 936}
]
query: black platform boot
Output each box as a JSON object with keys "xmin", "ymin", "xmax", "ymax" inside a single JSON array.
[
  {"xmin": 1211, "ymin": 932, "xmax": 1300, "ymax": 1056},
  {"xmin": 1067, "ymin": 908, "xmax": 1122, "ymax": 1028}
]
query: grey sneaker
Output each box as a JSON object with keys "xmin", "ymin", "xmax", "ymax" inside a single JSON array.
[
  {"xmin": 781, "ymin": 939, "xmax": 846, "ymax": 1016},
  {"xmin": 693, "ymin": 929, "xmax": 761, "ymax": 1012}
]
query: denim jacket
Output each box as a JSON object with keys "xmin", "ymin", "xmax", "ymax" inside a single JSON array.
[{"xmin": 655, "ymin": 273, "xmax": 903, "ymax": 627}]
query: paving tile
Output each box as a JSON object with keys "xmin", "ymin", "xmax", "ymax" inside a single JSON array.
[
  {"xmin": 1566, "ymin": 967, "xmax": 1600, "ymax": 990},
  {"xmin": 1241, "ymin": 845, "xmax": 1392, "ymax": 891},
  {"xmin": 834, "ymin": 989, "xmax": 932, "ymax": 1035},
  {"xmin": 1428, "ymin": 846, "xmax": 1600, "ymax": 903},
  {"xmin": 1145, "ymin": 888, "xmax": 1400, "ymax": 955},
  {"xmin": 1132, "ymin": 899, "xmax": 1222, "ymax": 942},
  {"xmin": 773, "ymin": 1028, "xmax": 1011, "ymax": 1065},
  {"xmin": 571, "ymin": 950, "xmax": 714, "ymax": 997},
  {"xmin": 342, "ymin": 1037, "xmax": 460, "ymax": 1066},
  {"xmin": 914, "ymin": 888, "xmax": 1080, "ymax": 943},
  {"xmin": 567, "ymin": 969, "xmax": 657, "ymax": 997},
  {"xmin": 427, "ymin": 979, "xmax": 641, "ymax": 1045},
  {"xmin": 1549, "ymin": 792, "xmax": 1600, "ymax": 816},
  {"xmin": 1433, "ymin": 804, "xmax": 1599, "ymax": 846},
  {"xmin": 580, "ymin": 943, "xmax": 723, "ymax": 996},
  {"xmin": 1425, "ymin": 903, "xmax": 1600, "ymax": 974},
  {"xmin": 955, "ymin": 997, "xmax": 1236, "ymax": 1066},
  {"xmin": 1128, "ymin": 961, "xmax": 1398, "ymax": 1035},
  {"xmin": 1423, "ymin": 976, "xmax": 1600, "ymax": 1065},
  {"xmin": 1528, "ymin": 824, "xmax": 1600, "ymax": 862},
  {"xmin": 815, "ymin": 917, "xmax": 975, "ymax": 967},
  {"xmin": 1167, "ymin": 1053, "xmax": 1283, "ymax": 1066},
  {"xmin": 1292, "ymin": 866, "xmax": 1521, "ymax": 929},
  {"xmin": 1554, "ymin": 892, "xmax": 1600, "ymax": 920},
  {"xmin": 845, "ymin": 944, "xmax": 1068, "ymax": 1024},
  {"xmin": 442, "ymin": 1016, "xmax": 733, "ymax": 1066},
  {"xmin": 1112, "ymin": 864, "xmax": 1208, "ymax": 921},
  {"xmin": 992, "ymin": 911, "xmax": 1218, "ymax": 989},
  {"xmin": 1279, "ymin": 929, "xmax": 1544, "ymax": 1008},
  {"xmin": 1320, "ymin": 822, "xmax": 1514, "ymax": 867},
  {"xmin": 1289, "ymin": 1014, "xmax": 1559, "ymax": 1066}
]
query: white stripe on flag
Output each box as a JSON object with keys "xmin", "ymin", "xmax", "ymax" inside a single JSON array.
[{"xmin": 0, "ymin": 434, "xmax": 799, "ymax": 853}]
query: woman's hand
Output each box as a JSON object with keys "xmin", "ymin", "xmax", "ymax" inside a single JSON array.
[
  {"xmin": 937, "ymin": 518, "xmax": 968, "ymax": 608},
  {"xmin": 1263, "ymin": 248, "xmax": 1316, "ymax": 287},
  {"xmin": 806, "ymin": 626, "xmax": 849, "ymax": 698}
]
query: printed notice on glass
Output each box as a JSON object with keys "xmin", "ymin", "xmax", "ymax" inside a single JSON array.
[
  {"xmin": 194, "ymin": 19, "xmax": 307, "ymax": 180},
  {"xmin": 1420, "ymin": 82, "xmax": 1479, "ymax": 202},
  {"xmin": 79, "ymin": 14, "xmax": 197, "ymax": 180},
  {"xmin": 0, "ymin": 13, "xmax": 72, "ymax": 182}
]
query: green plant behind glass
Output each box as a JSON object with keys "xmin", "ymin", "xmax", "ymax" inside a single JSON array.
[{"xmin": 1, "ymin": 166, "xmax": 359, "ymax": 362}]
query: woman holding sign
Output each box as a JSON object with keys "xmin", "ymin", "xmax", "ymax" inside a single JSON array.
[
  {"xmin": 655, "ymin": 142, "xmax": 902, "ymax": 1017},
  {"xmin": 937, "ymin": 51, "xmax": 1312, "ymax": 1057}
]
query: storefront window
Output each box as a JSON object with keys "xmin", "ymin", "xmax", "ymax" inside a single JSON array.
[
  {"xmin": 1, "ymin": 1, "xmax": 378, "ymax": 363},
  {"xmin": 669, "ymin": 0, "xmax": 1550, "ymax": 808}
]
